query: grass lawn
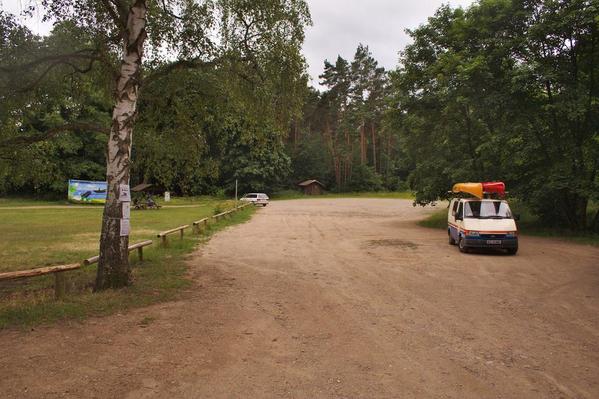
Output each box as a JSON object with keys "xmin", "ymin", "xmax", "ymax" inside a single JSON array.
[
  {"xmin": 418, "ymin": 201, "xmax": 599, "ymax": 247},
  {"xmin": 0, "ymin": 197, "xmax": 69, "ymax": 207},
  {"xmin": 271, "ymin": 190, "xmax": 414, "ymax": 200},
  {"xmin": 0, "ymin": 197, "xmax": 254, "ymax": 329}
]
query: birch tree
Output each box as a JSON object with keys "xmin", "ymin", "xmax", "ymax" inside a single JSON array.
[{"xmin": 4, "ymin": 0, "xmax": 310, "ymax": 289}]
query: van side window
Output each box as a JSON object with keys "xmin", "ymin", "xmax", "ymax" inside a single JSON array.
[
  {"xmin": 456, "ymin": 202, "xmax": 463, "ymax": 219},
  {"xmin": 452, "ymin": 200, "xmax": 459, "ymax": 216}
]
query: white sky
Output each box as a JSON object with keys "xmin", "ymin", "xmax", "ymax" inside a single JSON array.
[
  {"xmin": 303, "ymin": 0, "xmax": 475, "ymax": 87},
  {"xmin": 2, "ymin": 0, "xmax": 477, "ymax": 88}
]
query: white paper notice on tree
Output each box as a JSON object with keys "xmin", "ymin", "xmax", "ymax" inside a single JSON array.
[
  {"xmin": 119, "ymin": 184, "xmax": 131, "ymax": 202},
  {"xmin": 122, "ymin": 202, "xmax": 130, "ymax": 219},
  {"xmin": 120, "ymin": 219, "xmax": 130, "ymax": 236}
]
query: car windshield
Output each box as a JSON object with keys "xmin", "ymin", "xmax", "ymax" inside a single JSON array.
[{"xmin": 464, "ymin": 201, "xmax": 512, "ymax": 219}]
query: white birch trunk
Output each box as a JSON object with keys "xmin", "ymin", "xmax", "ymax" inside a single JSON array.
[{"xmin": 95, "ymin": 0, "xmax": 147, "ymax": 290}]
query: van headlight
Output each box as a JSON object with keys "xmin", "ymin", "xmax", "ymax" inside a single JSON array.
[{"xmin": 467, "ymin": 231, "xmax": 480, "ymax": 237}]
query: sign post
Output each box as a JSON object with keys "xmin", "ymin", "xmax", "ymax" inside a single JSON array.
[
  {"xmin": 119, "ymin": 184, "xmax": 131, "ymax": 237},
  {"xmin": 235, "ymin": 179, "xmax": 238, "ymax": 203}
]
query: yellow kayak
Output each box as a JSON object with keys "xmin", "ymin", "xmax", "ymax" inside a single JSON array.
[{"xmin": 452, "ymin": 182, "xmax": 483, "ymax": 198}]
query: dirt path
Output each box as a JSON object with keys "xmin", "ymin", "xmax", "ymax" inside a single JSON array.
[{"xmin": 2, "ymin": 199, "xmax": 598, "ymax": 398}]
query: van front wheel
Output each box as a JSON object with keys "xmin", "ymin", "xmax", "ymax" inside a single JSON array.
[
  {"xmin": 458, "ymin": 237, "xmax": 468, "ymax": 253},
  {"xmin": 448, "ymin": 231, "xmax": 456, "ymax": 245}
]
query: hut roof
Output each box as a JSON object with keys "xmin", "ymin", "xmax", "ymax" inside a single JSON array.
[{"xmin": 298, "ymin": 179, "xmax": 325, "ymax": 187}]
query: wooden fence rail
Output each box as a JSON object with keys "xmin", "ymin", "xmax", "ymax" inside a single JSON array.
[
  {"xmin": 212, "ymin": 210, "xmax": 231, "ymax": 221},
  {"xmin": 192, "ymin": 217, "xmax": 209, "ymax": 233},
  {"xmin": 193, "ymin": 202, "xmax": 250, "ymax": 233},
  {"xmin": 0, "ymin": 263, "xmax": 81, "ymax": 299},
  {"xmin": 157, "ymin": 225, "xmax": 190, "ymax": 246},
  {"xmin": 83, "ymin": 239, "xmax": 153, "ymax": 266}
]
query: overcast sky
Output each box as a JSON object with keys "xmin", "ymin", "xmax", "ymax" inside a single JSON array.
[
  {"xmin": 2, "ymin": 0, "xmax": 476, "ymax": 88},
  {"xmin": 303, "ymin": 0, "xmax": 475, "ymax": 87}
]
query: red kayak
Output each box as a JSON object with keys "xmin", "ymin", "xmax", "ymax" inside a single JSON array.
[{"xmin": 482, "ymin": 182, "xmax": 505, "ymax": 196}]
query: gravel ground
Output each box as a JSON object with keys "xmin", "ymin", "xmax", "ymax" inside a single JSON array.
[{"xmin": 2, "ymin": 198, "xmax": 598, "ymax": 398}]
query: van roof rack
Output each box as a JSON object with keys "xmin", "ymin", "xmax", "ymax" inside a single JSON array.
[{"xmin": 451, "ymin": 182, "xmax": 506, "ymax": 199}]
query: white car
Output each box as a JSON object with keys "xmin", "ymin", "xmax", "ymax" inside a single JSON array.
[{"xmin": 240, "ymin": 193, "xmax": 269, "ymax": 206}]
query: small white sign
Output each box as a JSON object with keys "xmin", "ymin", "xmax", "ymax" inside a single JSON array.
[
  {"xmin": 120, "ymin": 219, "xmax": 130, "ymax": 236},
  {"xmin": 119, "ymin": 184, "xmax": 131, "ymax": 202},
  {"xmin": 122, "ymin": 202, "xmax": 130, "ymax": 219},
  {"xmin": 164, "ymin": 191, "xmax": 171, "ymax": 202}
]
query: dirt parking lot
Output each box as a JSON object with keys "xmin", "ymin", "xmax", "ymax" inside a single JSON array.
[{"xmin": 2, "ymin": 199, "xmax": 599, "ymax": 398}]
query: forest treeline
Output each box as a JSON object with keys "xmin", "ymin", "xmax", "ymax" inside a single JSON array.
[{"xmin": 1, "ymin": 0, "xmax": 598, "ymax": 231}]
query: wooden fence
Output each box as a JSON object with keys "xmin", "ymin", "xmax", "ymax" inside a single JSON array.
[
  {"xmin": 83, "ymin": 240, "xmax": 153, "ymax": 265},
  {"xmin": 1, "ymin": 202, "xmax": 252, "ymax": 300},
  {"xmin": 157, "ymin": 225, "xmax": 190, "ymax": 246}
]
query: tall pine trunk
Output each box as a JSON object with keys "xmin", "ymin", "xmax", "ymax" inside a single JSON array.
[
  {"xmin": 95, "ymin": 0, "xmax": 147, "ymax": 291},
  {"xmin": 371, "ymin": 122, "xmax": 376, "ymax": 172},
  {"xmin": 360, "ymin": 122, "xmax": 366, "ymax": 164}
]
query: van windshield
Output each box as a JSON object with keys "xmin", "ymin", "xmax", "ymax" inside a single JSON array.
[{"xmin": 464, "ymin": 201, "xmax": 512, "ymax": 219}]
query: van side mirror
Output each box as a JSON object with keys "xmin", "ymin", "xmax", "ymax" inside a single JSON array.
[
  {"xmin": 456, "ymin": 213, "xmax": 463, "ymax": 221},
  {"xmin": 514, "ymin": 214, "xmax": 521, "ymax": 221}
]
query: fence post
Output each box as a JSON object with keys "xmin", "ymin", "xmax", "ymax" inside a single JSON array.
[
  {"xmin": 161, "ymin": 235, "xmax": 168, "ymax": 247},
  {"xmin": 137, "ymin": 247, "xmax": 144, "ymax": 262},
  {"xmin": 180, "ymin": 229, "xmax": 184, "ymax": 239},
  {"xmin": 54, "ymin": 272, "xmax": 66, "ymax": 300}
]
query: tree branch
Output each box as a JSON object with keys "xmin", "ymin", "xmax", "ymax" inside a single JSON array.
[
  {"xmin": 0, "ymin": 122, "xmax": 109, "ymax": 148},
  {"xmin": 0, "ymin": 49, "xmax": 100, "ymax": 73},
  {"xmin": 99, "ymin": 0, "xmax": 126, "ymax": 29},
  {"xmin": 143, "ymin": 57, "xmax": 219, "ymax": 85}
]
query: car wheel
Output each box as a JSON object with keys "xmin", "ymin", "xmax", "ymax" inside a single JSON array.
[
  {"xmin": 262, "ymin": 204, "xmax": 267, "ymax": 207},
  {"xmin": 448, "ymin": 231, "xmax": 456, "ymax": 245},
  {"xmin": 458, "ymin": 237, "xmax": 468, "ymax": 253},
  {"xmin": 506, "ymin": 247, "xmax": 518, "ymax": 255}
]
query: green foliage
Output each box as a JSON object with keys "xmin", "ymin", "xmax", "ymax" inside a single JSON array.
[
  {"xmin": 390, "ymin": 0, "xmax": 599, "ymax": 230},
  {"xmin": 289, "ymin": 44, "xmax": 397, "ymax": 192},
  {"xmin": 347, "ymin": 164, "xmax": 383, "ymax": 192},
  {"xmin": 1, "ymin": 1, "xmax": 311, "ymax": 197},
  {"xmin": 289, "ymin": 133, "xmax": 334, "ymax": 186},
  {"xmin": 0, "ymin": 18, "xmax": 112, "ymax": 195}
]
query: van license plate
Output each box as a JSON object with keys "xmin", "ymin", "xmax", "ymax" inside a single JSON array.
[{"xmin": 486, "ymin": 240, "xmax": 501, "ymax": 245}]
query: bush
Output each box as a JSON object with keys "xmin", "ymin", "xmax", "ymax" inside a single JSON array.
[{"xmin": 347, "ymin": 165, "xmax": 383, "ymax": 192}]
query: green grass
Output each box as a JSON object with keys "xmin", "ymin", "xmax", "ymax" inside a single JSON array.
[
  {"xmin": 271, "ymin": 190, "xmax": 414, "ymax": 200},
  {"xmin": 0, "ymin": 197, "xmax": 69, "ymax": 207},
  {"xmin": 418, "ymin": 202, "xmax": 599, "ymax": 247},
  {"xmin": 0, "ymin": 198, "xmax": 243, "ymax": 272},
  {"xmin": 0, "ymin": 199, "xmax": 254, "ymax": 329},
  {"xmin": 418, "ymin": 208, "xmax": 448, "ymax": 229}
]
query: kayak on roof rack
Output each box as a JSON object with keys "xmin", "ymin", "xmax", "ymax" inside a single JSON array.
[{"xmin": 452, "ymin": 182, "xmax": 506, "ymax": 199}]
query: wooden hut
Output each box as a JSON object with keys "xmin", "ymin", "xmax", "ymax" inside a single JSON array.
[{"xmin": 298, "ymin": 179, "xmax": 325, "ymax": 195}]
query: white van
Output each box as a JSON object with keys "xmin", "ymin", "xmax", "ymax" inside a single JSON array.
[{"xmin": 448, "ymin": 186, "xmax": 518, "ymax": 254}]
